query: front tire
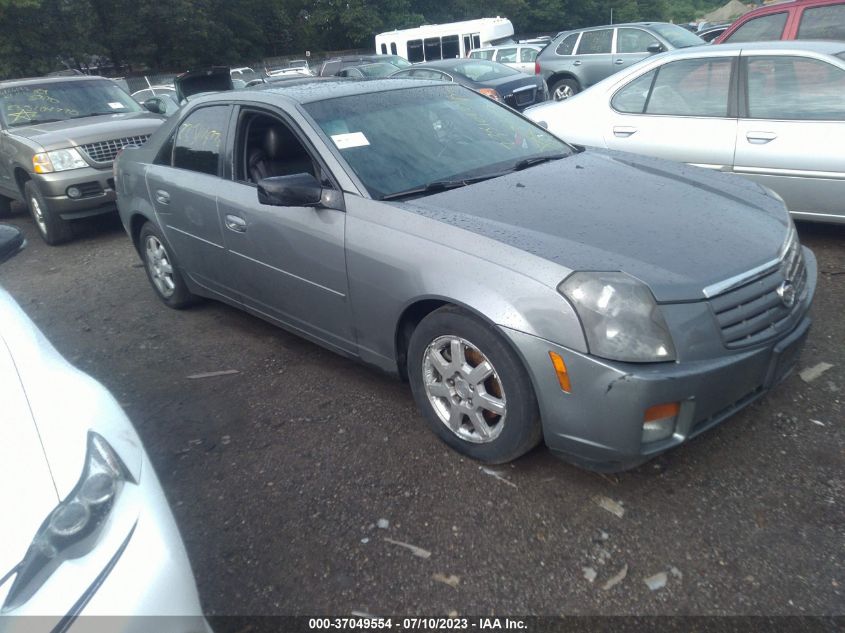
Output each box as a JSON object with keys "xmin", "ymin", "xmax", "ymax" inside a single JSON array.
[
  {"xmin": 139, "ymin": 222, "xmax": 197, "ymax": 309},
  {"xmin": 407, "ymin": 306, "xmax": 542, "ymax": 464},
  {"xmin": 25, "ymin": 181, "xmax": 73, "ymax": 245},
  {"xmin": 550, "ymin": 78, "xmax": 580, "ymax": 101}
]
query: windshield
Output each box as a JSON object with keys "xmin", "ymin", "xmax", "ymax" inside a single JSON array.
[
  {"xmin": 649, "ymin": 24, "xmax": 706, "ymax": 48},
  {"xmin": 304, "ymin": 84, "xmax": 571, "ymax": 199},
  {"xmin": 446, "ymin": 60, "xmax": 519, "ymax": 82},
  {"xmin": 0, "ymin": 80, "xmax": 142, "ymax": 127}
]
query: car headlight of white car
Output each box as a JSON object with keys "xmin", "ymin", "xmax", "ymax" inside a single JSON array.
[
  {"xmin": 32, "ymin": 148, "xmax": 88, "ymax": 174},
  {"xmin": 559, "ymin": 271, "xmax": 676, "ymax": 363},
  {"xmin": 1, "ymin": 431, "xmax": 132, "ymax": 612}
]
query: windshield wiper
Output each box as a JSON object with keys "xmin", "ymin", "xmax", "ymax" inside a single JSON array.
[
  {"xmin": 69, "ymin": 112, "xmax": 125, "ymax": 119},
  {"xmin": 380, "ymin": 174, "xmax": 501, "ymax": 201},
  {"xmin": 511, "ymin": 153, "xmax": 570, "ymax": 172}
]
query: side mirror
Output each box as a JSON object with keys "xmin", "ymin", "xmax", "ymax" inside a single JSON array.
[
  {"xmin": 142, "ymin": 98, "xmax": 165, "ymax": 115},
  {"xmin": 647, "ymin": 43, "xmax": 664, "ymax": 54},
  {"xmin": 257, "ymin": 174, "xmax": 344, "ymax": 211},
  {"xmin": 0, "ymin": 224, "xmax": 25, "ymax": 264}
]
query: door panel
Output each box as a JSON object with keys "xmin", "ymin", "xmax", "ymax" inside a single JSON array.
[
  {"xmin": 217, "ymin": 182, "xmax": 353, "ymax": 351},
  {"xmin": 612, "ymin": 27, "xmax": 659, "ymax": 73},
  {"xmin": 735, "ymin": 55, "xmax": 845, "ymax": 219},
  {"xmin": 572, "ymin": 29, "xmax": 615, "ymax": 88}
]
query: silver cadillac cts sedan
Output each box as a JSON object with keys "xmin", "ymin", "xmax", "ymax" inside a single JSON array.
[{"xmin": 114, "ymin": 79, "xmax": 816, "ymax": 472}]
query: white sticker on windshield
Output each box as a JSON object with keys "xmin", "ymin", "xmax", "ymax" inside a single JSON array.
[
  {"xmin": 331, "ymin": 132, "xmax": 370, "ymax": 149},
  {"xmin": 108, "ymin": 102, "xmax": 124, "ymax": 110}
]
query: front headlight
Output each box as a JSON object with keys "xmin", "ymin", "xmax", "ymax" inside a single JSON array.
[
  {"xmin": 32, "ymin": 148, "xmax": 88, "ymax": 174},
  {"xmin": 1, "ymin": 432, "xmax": 132, "ymax": 612},
  {"xmin": 559, "ymin": 272, "xmax": 676, "ymax": 363}
]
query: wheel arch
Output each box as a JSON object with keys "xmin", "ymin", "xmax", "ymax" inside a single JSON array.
[
  {"xmin": 14, "ymin": 166, "xmax": 31, "ymax": 199},
  {"xmin": 547, "ymin": 72, "xmax": 581, "ymax": 90},
  {"xmin": 128, "ymin": 212, "xmax": 154, "ymax": 254}
]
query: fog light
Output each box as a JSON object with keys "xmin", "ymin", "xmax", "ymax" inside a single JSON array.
[
  {"xmin": 642, "ymin": 402, "xmax": 679, "ymax": 443},
  {"xmin": 66, "ymin": 186, "xmax": 82, "ymax": 199}
]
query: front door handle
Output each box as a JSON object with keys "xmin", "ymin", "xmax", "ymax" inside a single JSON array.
[
  {"xmin": 615, "ymin": 59, "xmax": 625, "ymax": 65},
  {"xmin": 572, "ymin": 59, "xmax": 582, "ymax": 66},
  {"xmin": 225, "ymin": 214, "xmax": 247, "ymax": 233},
  {"xmin": 613, "ymin": 126, "xmax": 638, "ymax": 138},
  {"xmin": 746, "ymin": 131, "xmax": 777, "ymax": 144},
  {"xmin": 154, "ymin": 189, "xmax": 170, "ymax": 205}
]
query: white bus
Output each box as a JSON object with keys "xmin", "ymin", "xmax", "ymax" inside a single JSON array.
[{"xmin": 375, "ymin": 17, "xmax": 515, "ymax": 63}]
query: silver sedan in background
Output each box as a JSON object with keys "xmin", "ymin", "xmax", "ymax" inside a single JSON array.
[{"xmin": 526, "ymin": 41, "xmax": 845, "ymax": 224}]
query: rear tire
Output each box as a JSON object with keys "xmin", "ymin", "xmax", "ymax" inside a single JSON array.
[
  {"xmin": 25, "ymin": 181, "xmax": 73, "ymax": 245},
  {"xmin": 407, "ymin": 306, "xmax": 542, "ymax": 464},
  {"xmin": 550, "ymin": 78, "xmax": 580, "ymax": 101},
  {"xmin": 139, "ymin": 222, "xmax": 197, "ymax": 309}
]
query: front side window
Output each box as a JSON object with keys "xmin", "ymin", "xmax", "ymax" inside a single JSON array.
[
  {"xmin": 469, "ymin": 50, "xmax": 494, "ymax": 60},
  {"xmin": 390, "ymin": 43, "xmax": 398, "ymax": 55},
  {"xmin": 380, "ymin": 44, "xmax": 387, "ymax": 54},
  {"xmin": 304, "ymin": 85, "xmax": 570, "ymax": 200},
  {"xmin": 0, "ymin": 80, "xmax": 141, "ymax": 128},
  {"xmin": 616, "ymin": 28, "xmax": 660, "ymax": 54},
  {"xmin": 521, "ymin": 48, "xmax": 539, "ymax": 63},
  {"xmin": 612, "ymin": 58, "xmax": 732, "ymax": 117},
  {"xmin": 745, "ymin": 55, "xmax": 845, "ymax": 120},
  {"xmin": 173, "ymin": 105, "xmax": 229, "ymax": 175},
  {"xmin": 724, "ymin": 12, "xmax": 788, "ymax": 43},
  {"xmin": 576, "ymin": 29, "xmax": 613, "ymax": 55},
  {"xmin": 556, "ymin": 33, "xmax": 579, "ymax": 56},
  {"xmin": 797, "ymin": 4, "xmax": 845, "ymax": 40}
]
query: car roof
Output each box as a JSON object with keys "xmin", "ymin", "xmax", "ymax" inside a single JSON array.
[
  {"xmin": 230, "ymin": 77, "xmax": 446, "ymax": 104},
  {"xmin": 0, "ymin": 75, "xmax": 112, "ymax": 88}
]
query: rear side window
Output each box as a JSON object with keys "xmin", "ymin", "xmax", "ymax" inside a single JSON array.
[
  {"xmin": 555, "ymin": 33, "xmax": 579, "ymax": 56},
  {"xmin": 797, "ymin": 4, "xmax": 845, "ymax": 40},
  {"xmin": 173, "ymin": 106, "xmax": 229, "ymax": 175},
  {"xmin": 577, "ymin": 29, "xmax": 613, "ymax": 55},
  {"xmin": 724, "ymin": 12, "xmax": 788, "ymax": 42},
  {"xmin": 611, "ymin": 69, "xmax": 657, "ymax": 113},
  {"xmin": 745, "ymin": 55, "xmax": 845, "ymax": 120}
]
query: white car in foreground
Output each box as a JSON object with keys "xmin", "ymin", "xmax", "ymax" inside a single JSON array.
[{"xmin": 0, "ymin": 225, "xmax": 208, "ymax": 632}]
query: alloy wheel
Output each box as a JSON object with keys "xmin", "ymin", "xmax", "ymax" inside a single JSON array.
[{"xmin": 144, "ymin": 235, "xmax": 176, "ymax": 298}]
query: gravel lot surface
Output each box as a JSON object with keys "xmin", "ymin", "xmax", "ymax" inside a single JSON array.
[{"xmin": 1, "ymin": 209, "xmax": 842, "ymax": 617}]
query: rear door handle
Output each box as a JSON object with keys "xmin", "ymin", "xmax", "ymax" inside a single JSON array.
[
  {"xmin": 225, "ymin": 214, "xmax": 247, "ymax": 233},
  {"xmin": 154, "ymin": 189, "xmax": 170, "ymax": 205},
  {"xmin": 573, "ymin": 59, "xmax": 582, "ymax": 66},
  {"xmin": 746, "ymin": 131, "xmax": 777, "ymax": 144},
  {"xmin": 613, "ymin": 126, "xmax": 637, "ymax": 138},
  {"xmin": 615, "ymin": 59, "xmax": 625, "ymax": 65}
]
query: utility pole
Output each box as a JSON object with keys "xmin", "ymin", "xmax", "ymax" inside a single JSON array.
[{"xmin": 610, "ymin": 7, "xmax": 614, "ymax": 24}]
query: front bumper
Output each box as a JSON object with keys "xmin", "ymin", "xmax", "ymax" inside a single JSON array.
[
  {"xmin": 34, "ymin": 169, "xmax": 117, "ymax": 221},
  {"xmin": 500, "ymin": 250, "xmax": 817, "ymax": 472}
]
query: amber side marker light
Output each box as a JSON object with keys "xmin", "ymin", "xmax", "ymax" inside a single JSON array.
[{"xmin": 548, "ymin": 351, "xmax": 572, "ymax": 393}]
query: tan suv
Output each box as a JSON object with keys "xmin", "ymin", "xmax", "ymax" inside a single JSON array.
[{"xmin": 0, "ymin": 76, "xmax": 163, "ymax": 244}]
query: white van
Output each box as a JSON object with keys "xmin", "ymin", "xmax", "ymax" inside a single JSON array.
[{"xmin": 375, "ymin": 17, "xmax": 514, "ymax": 63}]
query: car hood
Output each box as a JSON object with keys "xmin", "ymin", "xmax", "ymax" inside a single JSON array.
[
  {"xmin": 9, "ymin": 112, "xmax": 164, "ymax": 152},
  {"xmin": 404, "ymin": 150, "xmax": 790, "ymax": 302}
]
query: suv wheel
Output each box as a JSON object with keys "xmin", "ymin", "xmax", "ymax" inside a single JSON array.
[
  {"xmin": 550, "ymin": 78, "xmax": 580, "ymax": 101},
  {"xmin": 407, "ymin": 306, "xmax": 542, "ymax": 464},
  {"xmin": 24, "ymin": 181, "xmax": 73, "ymax": 245}
]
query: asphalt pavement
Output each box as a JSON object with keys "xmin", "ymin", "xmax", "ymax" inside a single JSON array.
[{"xmin": 0, "ymin": 208, "xmax": 842, "ymax": 617}]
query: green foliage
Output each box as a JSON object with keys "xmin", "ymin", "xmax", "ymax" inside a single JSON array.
[{"xmin": 0, "ymin": 0, "xmax": 727, "ymax": 78}]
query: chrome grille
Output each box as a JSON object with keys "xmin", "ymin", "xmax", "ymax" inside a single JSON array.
[
  {"xmin": 708, "ymin": 231, "xmax": 807, "ymax": 349},
  {"xmin": 79, "ymin": 135, "xmax": 151, "ymax": 164}
]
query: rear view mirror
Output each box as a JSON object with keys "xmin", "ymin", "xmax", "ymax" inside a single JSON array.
[
  {"xmin": 647, "ymin": 43, "xmax": 664, "ymax": 54},
  {"xmin": 0, "ymin": 224, "xmax": 25, "ymax": 264},
  {"xmin": 257, "ymin": 174, "xmax": 344, "ymax": 211}
]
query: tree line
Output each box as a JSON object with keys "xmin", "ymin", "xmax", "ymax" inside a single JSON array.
[{"xmin": 0, "ymin": 0, "xmax": 725, "ymax": 78}]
